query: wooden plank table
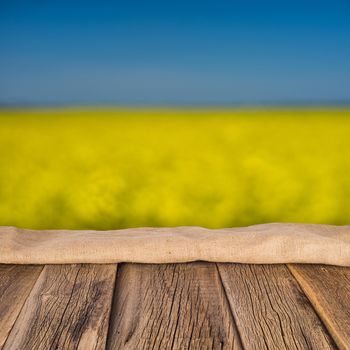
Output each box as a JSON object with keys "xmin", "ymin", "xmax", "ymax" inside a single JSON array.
[{"xmin": 0, "ymin": 263, "xmax": 349, "ymax": 350}]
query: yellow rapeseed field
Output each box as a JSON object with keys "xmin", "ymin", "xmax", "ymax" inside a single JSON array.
[{"xmin": 0, "ymin": 108, "xmax": 349, "ymax": 229}]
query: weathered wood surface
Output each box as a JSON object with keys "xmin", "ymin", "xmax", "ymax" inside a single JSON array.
[
  {"xmin": 217, "ymin": 263, "xmax": 336, "ymax": 349},
  {"xmin": 0, "ymin": 265, "xmax": 43, "ymax": 349},
  {"xmin": 289, "ymin": 264, "xmax": 350, "ymax": 350},
  {"xmin": 3, "ymin": 264, "xmax": 117, "ymax": 350},
  {"xmin": 107, "ymin": 262, "xmax": 242, "ymax": 350},
  {"xmin": 0, "ymin": 262, "xmax": 349, "ymax": 350}
]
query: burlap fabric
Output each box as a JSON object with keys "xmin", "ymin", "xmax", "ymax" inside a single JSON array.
[{"xmin": 0, "ymin": 223, "xmax": 349, "ymax": 266}]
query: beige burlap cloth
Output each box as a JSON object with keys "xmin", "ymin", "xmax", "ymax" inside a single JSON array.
[{"xmin": 0, "ymin": 223, "xmax": 349, "ymax": 266}]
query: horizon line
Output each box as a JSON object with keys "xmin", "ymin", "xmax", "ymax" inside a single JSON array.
[{"xmin": 1, "ymin": 99, "xmax": 350, "ymax": 109}]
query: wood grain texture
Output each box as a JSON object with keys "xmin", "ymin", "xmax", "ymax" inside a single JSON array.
[
  {"xmin": 107, "ymin": 262, "xmax": 242, "ymax": 350},
  {"xmin": 3, "ymin": 264, "xmax": 117, "ymax": 350},
  {"xmin": 0, "ymin": 265, "xmax": 43, "ymax": 349},
  {"xmin": 217, "ymin": 263, "xmax": 336, "ymax": 350},
  {"xmin": 288, "ymin": 264, "xmax": 350, "ymax": 350}
]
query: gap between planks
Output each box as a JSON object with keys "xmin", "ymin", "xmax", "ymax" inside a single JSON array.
[
  {"xmin": 106, "ymin": 262, "xmax": 243, "ymax": 350},
  {"xmin": 288, "ymin": 264, "xmax": 350, "ymax": 350},
  {"xmin": 0, "ymin": 265, "xmax": 44, "ymax": 349},
  {"xmin": 217, "ymin": 263, "xmax": 336, "ymax": 350}
]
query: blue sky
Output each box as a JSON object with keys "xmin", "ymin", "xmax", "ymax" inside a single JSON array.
[{"xmin": 0, "ymin": 0, "xmax": 349, "ymax": 105}]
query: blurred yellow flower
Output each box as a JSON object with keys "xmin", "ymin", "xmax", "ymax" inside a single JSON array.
[{"xmin": 0, "ymin": 108, "xmax": 349, "ymax": 229}]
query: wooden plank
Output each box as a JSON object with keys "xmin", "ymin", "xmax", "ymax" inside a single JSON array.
[
  {"xmin": 288, "ymin": 264, "xmax": 350, "ymax": 350},
  {"xmin": 3, "ymin": 264, "xmax": 117, "ymax": 350},
  {"xmin": 0, "ymin": 264, "xmax": 43, "ymax": 349},
  {"xmin": 217, "ymin": 263, "xmax": 336, "ymax": 350},
  {"xmin": 107, "ymin": 262, "xmax": 242, "ymax": 350}
]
